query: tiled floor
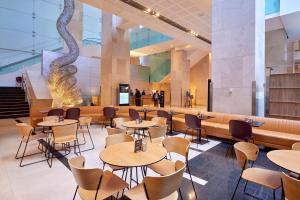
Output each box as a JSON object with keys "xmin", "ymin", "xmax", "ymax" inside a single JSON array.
[{"xmin": 0, "ymin": 118, "xmax": 284, "ymax": 200}]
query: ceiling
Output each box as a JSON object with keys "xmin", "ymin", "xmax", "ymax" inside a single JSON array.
[
  {"xmin": 134, "ymin": 0, "xmax": 211, "ymax": 40},
  {"xmin": 80, "ymin": 0, "xmax": 211, "ymax": 52}
]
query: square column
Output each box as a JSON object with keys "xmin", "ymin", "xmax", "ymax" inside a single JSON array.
[
  {"xmin": 101, "ymin": 12, "xmax": 130, "ymax": 106},
  {"xmin": 212, "ymin": 0, "xmax": 265, "ymax": 115},
  {"xmin": 170, "ymin": 49, "xmax": 190, "ymax": 107}
]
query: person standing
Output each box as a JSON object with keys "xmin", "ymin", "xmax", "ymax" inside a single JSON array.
[
  {"xmin": 135, "ymin": 89, "xmax": 142, "ymax": 106},
  {"xmin": 142, "ymin": 90, "xmax": 146, "ymax": 96},
  {"xmin": 153, "ymin": 90, "xmax": 160, "ymax": 107}
]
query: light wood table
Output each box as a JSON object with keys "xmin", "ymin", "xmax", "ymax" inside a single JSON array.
[
  {"xmin": 37, "ymin": 119, "xmax": 78, "ymax": 127},
  {"xmin": 267, "ymin": 150, "xmax": 300, "ymax": 174},
  {"xmin": 100, "ymin": 141, "xmax": 167, "ymax": 168},
  {"xmin": 100, "ymin": 141, "xmax": 167, "ymax": 188},
  {"xmin": 122, "ymin": 120, "xmax": 157, "ymax": 129}
]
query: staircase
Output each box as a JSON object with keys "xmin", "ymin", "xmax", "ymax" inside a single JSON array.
[{"xmin": 0, "ymin": 87, "xmax": 29, "ymax": 119}]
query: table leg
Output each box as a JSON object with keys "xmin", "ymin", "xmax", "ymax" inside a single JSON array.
[
  {"xmin": 191, "ymin": 129, "xmax": 209, "ymax": 145},
  {"xmin": 167, "ymin": 115, "xmax": 178, "ymax": 136},
  {"xmin": 144, "ymin": 112, "xmax": 147, "ymax": 120},
  {"xmin": 110, "ymin": 118, "xmax": 113, "ymax": 127}
]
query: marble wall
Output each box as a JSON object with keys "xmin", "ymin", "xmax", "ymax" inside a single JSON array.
[
  {"xmin": 170, "ymin": 49, "xmax": 190, "ymax": 107},
  {"xmin": 212, "ymin": 0, "xmax": 265, "ymax": 116},
  {"xmin": 265, "ymin": 29, "xmax": 294, "ymax": 74},
  {"xmin": 190, "ymin": 54, "xmax": 211, "ymax": 106},
  {"xmin": 101, "ymin": 13, "xmax": 131, "ymax": 106}
]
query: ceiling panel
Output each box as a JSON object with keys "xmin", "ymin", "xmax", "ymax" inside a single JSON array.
[{"xmin": 135, "ymin": 0, "xmax": 212, "ymax": 40}]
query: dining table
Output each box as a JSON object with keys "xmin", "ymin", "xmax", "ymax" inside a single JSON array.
[
  {"xmin": 99, "ymin": 141, "xmax": 167, "ymax": 187},
  {"xmin": 136, "ymin": 108, "xmax": 157, "ymax": 120},
  {"xmin": 122, "ymin": 120, "xmax": 157, "ymax": 138},
  {"xmin": 267, "ymin": 150, "xmax": 300, "ymax": 175},
  {"xmin": 167, "ymin": 111, "xmax": 183, "ymax": 136}
]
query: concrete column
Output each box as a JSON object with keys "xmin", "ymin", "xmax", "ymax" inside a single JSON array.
[
  {"xmin": 212, "ymin": 0, "xmax": 265, "ymax": 116},
  {"xmin": 170, "ymin": 49, "xmax": 190, "ymax": 107},
  {"xmin": 100, "ymin": 12, "xmax": 130, "ymax": 106}
]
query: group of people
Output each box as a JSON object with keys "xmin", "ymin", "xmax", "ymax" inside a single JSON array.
[{"xmin": 133, "ymin": 89, "xmax": 161, "ymax": 107}]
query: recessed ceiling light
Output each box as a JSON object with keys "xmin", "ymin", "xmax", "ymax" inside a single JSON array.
[
  {"xmin": 139, "ymin": 25, "xmax": 143, "ymax": 29},
  {"xmin": 145, "ymin": 8, "xmax": 151, "ymax": 13},
  {"xmin": 155, "ymin": 12, "xmax": 160, "ymax": 17}
]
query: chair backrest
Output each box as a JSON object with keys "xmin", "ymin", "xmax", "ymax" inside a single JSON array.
[
  {"xmin": 16, "ymin": 123, "xmax": 33, "ymax": 138},
  {"xmin": 185, "ymin": 114, "xmax": 200, "ymax": 130},
  {"xmin": 148, "ymin": 125, "xmax": 168, "ymax": 141},
  {"xmin": 282, "ymin": 172, "xmax": 300, "ymax": 200},
  {"xmin": 291, "ymin": 142, "xmax": 300, "ymax": 151},
  {"xmin": 68, "ymin": 156, "xmax": 103, "ymax": 190},
  {"xmin": 79, "ymin": 117, "xmax": 92, "ymax": 127},
  {"xmin": 129, "ymin": 108, "xmax": 140, "ymax": 120},
  {"xmin": 143, "ymin": 160, "xmax": 185, "ymax": 200},
  {"xmin": 105, "ymin": 134, "xmax": 134, "ymax": 147},
  {"xmin": 106, "ymin": 127, "xmax": 127, "ymax": 135},
  {"xmin": 234, "ymin": 142, "xmax": 259, "ymax": 169},
  {"xmin": 113, "ymin": 117, "xmax": 128, "ymax": 129},
  {"xmin": 157, "ymin": 110, "xmax": 171, "ymax": 124},
  {"xmin": 52, "ymin": 123, "xmax": 78, "ymax": 140},
  {"xmin": 65, "ymin": 108, "xmax": 80, "ymax": 120},
  {"xmin": 103, "ymin": 107, "xmax": 116, "ymax": 119},
  {"xmin": 229, "ymin": 120, "xmax": 252, "ymax": 141},
  {"xmin": 151, "ymin": 117, "xmax": 167, "ymax": 126},
  {"xmin": 48, "ymin": 108, "xmax": 64, "ymax": 116},
  {"xmin": 162, "ymin": 137, "xmax": 190, "ymax": 158}
]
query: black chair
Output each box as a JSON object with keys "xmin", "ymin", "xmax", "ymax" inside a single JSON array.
[
  {"xmin": 184, "ymin": 114, "xmax": 207, "ymax": 146},
  {"xmin": 103, "ymin": 107, "xmax": 116, "ymax": 127},
  {"xmin": 129, "ymin": 108, "xmax": 140, "ymax": 120},
  {"xmin": 65, "ymin": 108, "xmax": 80, "ymax": 120},
  {"xmin": 229, "ymin": 120, "xmax": 253, "ymax": 142},
  {"xmin": 227, "ymin": 120, "xmax": 253, "ymax": 158},
  {"xmin": 157, "ymin": 110, "xmax": 172, "ymax": 131},
  {"xmin": 48, "ymin": 108, "xmax": 64, "ymax": 117}
]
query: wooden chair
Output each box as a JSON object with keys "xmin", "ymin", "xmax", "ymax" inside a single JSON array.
[
  {"xmin": 291, "ymin": 142, "xmax": 300, "ymax": 151},
  {"xmin": 15, "ymin": 123, "xmax": 49, "ymax": 167},
  {"xmin": 106, "ymin": 127, "xmax": 127, "ymax": 135},
  {"xmin": 147, "ymin": 125, "xmax": 168, "ymax": 144},
  {"xmin": 78, "ymin": 117, "xmax": 95, "ymax": 151},
  {"xmin": 125, "ymin": 160, "xmax": 185, "ymax": 200},
  {"xmin": 113, "ymin": 117, "xmax": 134, "ymax": 135},
  {"xmin": 49, "ymin": 123, "xmax": 80, "ymax": 167},
  {"xmin": 149, "ymin": 137, "xmax": 197, "ymax": 199},
  {"xmin": 104, "ymin": 134, "xmax": 134, "ymax": 172},
  {"xmin": 282, "ymin": 172, "xmax": 300, "ymax": 200},
  {"xmin": 232, "ymin": 142, "xmax": 281, "ymax": 200},
  {"xmin": 68, "ymin": 156, "xmax": 128, "ymax": 200},
  {"xmin": 151, "ymin": 117, "xmax": 167, "ymax": 126}
]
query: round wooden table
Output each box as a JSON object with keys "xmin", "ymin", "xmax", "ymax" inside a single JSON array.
[
  {"xmin": 122, "ymin": 120, "xmax": 157, "ymax": 129},
  {"xmin": 100, "ymin": 141, "xmax": 167, "ymax": 188},
  {"xmin": 37, "ymin": 119, "xmax": 78, "ymax": 127},
  {"xmin": 267, "ymin": 150, "xmax": 300, "ymax": 174},
  {"xmin": 100, "ymin": 141, "xmax": 167, "ymax": 168}
]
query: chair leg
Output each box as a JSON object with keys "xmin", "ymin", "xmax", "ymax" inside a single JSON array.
[
  {"xmin": 15, "ymin": 140, "xmax": 23, "ymax": 159},
  {"xmin": 231, "ymin": 174, "xmax": 242, "ymax": 200},
  {"xmin": 19, "ymin": 141, "xmax": 29, "ymax": 167},
  {"xmin": 178, "ymin": 188, "xmax": 183, "ymax": 200},
  {"xmin": 87, "ymin": 127, "xmax": 95, "ymax": 150},
  {"xmin": 77, "ymin": 139, "xmax": 81, "ymax": 155},
  {"xmin": 73, "ymin": 185, "xmax": 78, "ymax": 200},
  {"xmin": 50, "ymin": 143, "xmax": 55, "ymax": 168},
  {"xmin": 186, "ymin": 161, "xmax": 197, "ymax": 199},
  {"xmin": 243, "ymin": 180, "xmax": 248, "ymax": 193},
  {"xmin": 273, "ymin": 189, "xmax": 275, "ymax": 200}
]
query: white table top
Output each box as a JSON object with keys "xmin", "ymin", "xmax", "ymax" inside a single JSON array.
[{"xmin": 37, "ymin": 119, "xmax": 78, "ymax": 127}]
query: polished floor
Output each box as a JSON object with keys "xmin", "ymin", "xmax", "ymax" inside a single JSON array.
[{"xmin": 0, "ymin": 117, "xmax": 284, "ymax": 200}]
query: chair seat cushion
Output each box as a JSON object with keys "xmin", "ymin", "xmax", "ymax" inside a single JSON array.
[
  {"xmin": 242, "ymin": 168, "xmax": 281, "ymax": 189},
  {"xmin": 125, "ymin": 183, "xmax": 178, "ymax": 200},
  {"xmin": 79, "ymin": 171, "xmax": 128, "ymax": 200},
  {"xmin": 149, "ymin": 159, "xmax": 176, "ymax": 176}
]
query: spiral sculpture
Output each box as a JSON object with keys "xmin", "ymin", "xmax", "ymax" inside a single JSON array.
[{"xmin": 48, "ymin": 0, "xmax": 82, "ymax": 106}]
